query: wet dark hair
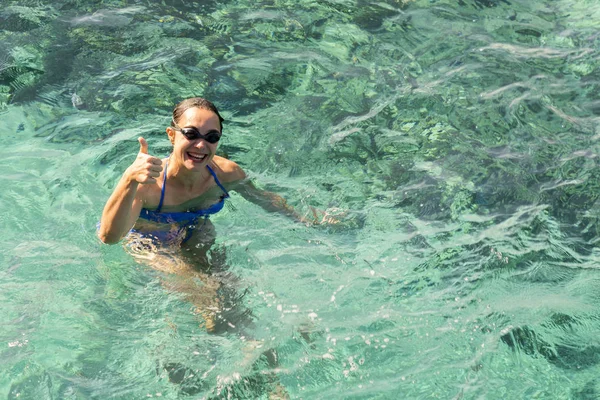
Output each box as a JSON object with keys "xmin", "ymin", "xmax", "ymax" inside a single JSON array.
[{"xmin": 171, "ymin": 97, "xmax": 224, "ymax": 132}]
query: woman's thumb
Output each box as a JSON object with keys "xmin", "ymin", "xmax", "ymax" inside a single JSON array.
[{"xmin": 138, "ymin": 137, "xmax": 148, "ymax": 154}]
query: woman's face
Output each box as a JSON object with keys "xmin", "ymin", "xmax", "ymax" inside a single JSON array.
[{"xmin": 167, "ymin": 107, "xmax": 221, "ymax": 171}]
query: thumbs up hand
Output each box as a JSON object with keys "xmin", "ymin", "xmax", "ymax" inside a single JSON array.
[{"xmin": 125, "ymin": 137, "xmax": 164, "ymax": 184}]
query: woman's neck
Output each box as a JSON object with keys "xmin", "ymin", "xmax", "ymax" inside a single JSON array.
[{"xmin": 166, "ymin": 155, "xmax": 211, "ymax": 191}]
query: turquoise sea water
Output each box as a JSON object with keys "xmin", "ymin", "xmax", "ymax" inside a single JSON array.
[{"xmin": 2, "ymin": 0, "xmax": 600, "ymax": 398}]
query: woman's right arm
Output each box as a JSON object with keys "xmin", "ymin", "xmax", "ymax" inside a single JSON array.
[{"xmin": 98, "ymin": 138, "xmax": 163, "ymax": 244}]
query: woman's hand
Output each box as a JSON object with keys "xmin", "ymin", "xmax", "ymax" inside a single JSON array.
[
  {"xmin": 125, "ymin": 137, "xmax": 164, "ymax": 184},
  {"xmin": 306, "ymin": 206, "xmax": 347, "ymax": 226},
  {"xmin": 98, "ymin": 137, "xmax": 161, "ymax": 244}
]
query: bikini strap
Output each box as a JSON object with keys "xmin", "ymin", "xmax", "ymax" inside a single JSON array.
[
  {"xmin": 156, "ymin": 159, "xmax": 168, "ymax": 212},
  {"xmin": 206, "ymin": 165, "xmax": 230, "ymax": 197}
]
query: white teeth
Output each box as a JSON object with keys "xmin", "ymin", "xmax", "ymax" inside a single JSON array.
[{"xmin": 188, "ymin": 153, "xmax": 206, "ymax": 160}]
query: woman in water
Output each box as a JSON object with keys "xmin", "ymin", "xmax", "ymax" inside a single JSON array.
[
  {"xmin": 98, "ymin": 97, "xmax": 324, "ymax": 398},
  {"xmin": 98, "ymin": 97, "xmax": 304, "ymax": 250},
  {"xmin": 98, "ymin": 97, "xmax": 333, "ymax": 397},
  {"xmin": 98, "ymin": 96, "xmax": 315, "ymax": 326}
]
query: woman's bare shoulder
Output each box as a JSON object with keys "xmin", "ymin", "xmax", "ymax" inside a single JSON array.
[{"xmin": 211, "ymin": 156, "xmax": 246, "ymax": 183}]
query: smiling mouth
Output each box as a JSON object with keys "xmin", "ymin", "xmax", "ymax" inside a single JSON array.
[{"xmin": 187, "ymin": 152, "xmax": 207, "ymax": 162}]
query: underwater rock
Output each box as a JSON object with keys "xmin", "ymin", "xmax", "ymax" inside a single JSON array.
[
  {"xmin": 501, "ymin": 325, "xmax": 553, "ymax": 358},
  {"xmin": 470, "ymin": 0, "xmax": 511, "ymax": 8},
  {"xmin": 353, "ymin": 3, "xmax": 402, "ymax": 31},
  {"xmin": 501, "ymin": 318, "xmax": 600, "ymax": 370},
  {"xmin": 159, "ymin": 362, "xmax": 209, "ymax": 396},
  {"xmin": 0, "ymin": 45, "xmax": 45, "ymax": 103},
  {"xmin": 0, "ymin": 5, "xmax": 54, "ymax": 32},
  {"xmin": 571, "ymin": 381, "xmax": 599, "ymax": 400}
]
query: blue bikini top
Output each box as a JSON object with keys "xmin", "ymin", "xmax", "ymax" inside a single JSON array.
[{"xmin": 139, "ymin": 161, "xmax": 229, "ymax": 225}]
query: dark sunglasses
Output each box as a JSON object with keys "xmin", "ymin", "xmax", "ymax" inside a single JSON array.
[{"xmin": 174, "ymin": 126, "xmax": 221, "ymax": 144}]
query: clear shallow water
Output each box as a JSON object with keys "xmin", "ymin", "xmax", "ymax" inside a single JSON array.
[{"xmin": 2, "ymin": 0, "xmax": 600, "ymax": 398}]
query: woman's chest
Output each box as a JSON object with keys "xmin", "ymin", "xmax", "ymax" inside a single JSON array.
[
  {"xmin": 143, "ymin": 179, "xmax": 224, "ymax": 212},
  {"xmin": 161, "ymin": 185, "xmax": 225, "ymax": 212}
]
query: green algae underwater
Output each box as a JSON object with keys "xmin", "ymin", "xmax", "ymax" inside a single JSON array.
[{"xmin": 2, "ymin": 0, "xmax": 600, "ymax": 398}]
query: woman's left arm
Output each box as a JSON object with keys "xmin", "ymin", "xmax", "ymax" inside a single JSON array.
[
  {"xmin": 220, "ymin": 158, "xmax": 341, "ymax": 225},
  {"xmin": 232, "ymin": 178, "xmax": 308, "ymax": 224},
  {"xmin": 216, "ymin": 158, "xmax": 306, "ymax": 223}
]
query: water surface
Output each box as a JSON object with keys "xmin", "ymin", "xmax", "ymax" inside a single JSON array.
[{"xmin": 2, "ymin": 0, "xmax": 600, "ymax": 398}]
